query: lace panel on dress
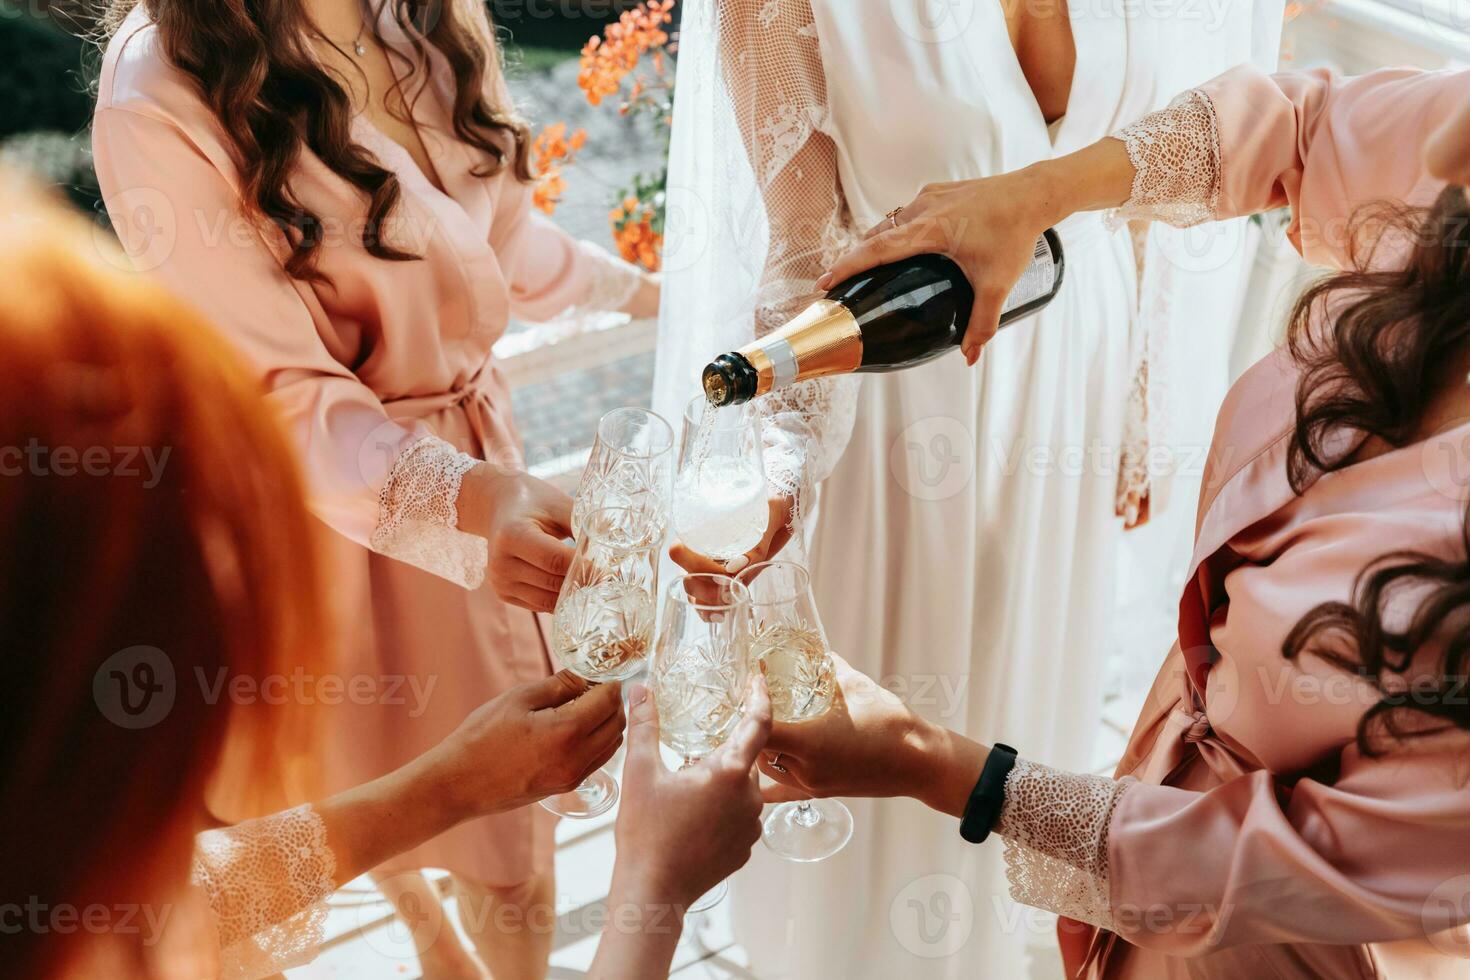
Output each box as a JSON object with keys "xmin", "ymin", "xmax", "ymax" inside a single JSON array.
[
  {"xmin": 370, "ymin": 435, "xmax": 488, "ymax": 589},
  {"xmin": 996, "ymin": 758, "xmax": 1134, "ymax": 932},
  {"xmin": 720, "ymin": 0, "xmax": 860, "ymax": 546},
  {"xmin": 1108, "ymin": 89, "xmax": 1223, "ymax": 229},
  {"xmin": 192, "ymin": 805, "xmax": 336, "ymax": 980}
]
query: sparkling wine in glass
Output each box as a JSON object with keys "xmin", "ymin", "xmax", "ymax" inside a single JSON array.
[
  {"xmin": 648, "ymin": 572, "xmax": 754, "ymax": 910},
  {"xmin": 540, "ymin": 504, "xmax": 661, "ymax": 819},
  {"xmin": 571, "ymin": 407, "xmax": 674, "ymax": 540},
  {"xmin": 739, "ymin": 560, "xmax": 854, "ymax": 862},
  {"xmin": 672, "ymin": 396, "xmax": 768, "ymax": 561}
]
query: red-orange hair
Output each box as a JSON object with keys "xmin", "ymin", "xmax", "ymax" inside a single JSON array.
[{"xmin": 0, "ymin": 172, "xmax": 327, "ymax": 977}]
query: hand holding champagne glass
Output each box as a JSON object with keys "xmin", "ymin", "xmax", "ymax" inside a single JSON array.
[
  {"xmin": 739, "ymin": 560, "xmax": 853, "ymax": 862},
  {"xmin": 540, "ymin": 503, "xmax": 661, "ymax": 818},
  {"xmin": 647, "ymin": 572, "xmax": 755, "ymax": 910}
]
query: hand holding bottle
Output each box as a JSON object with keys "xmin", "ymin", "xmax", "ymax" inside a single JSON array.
[{"xmin": 817, "ymin": 139, "xmax": 1136, "ymax": 363}]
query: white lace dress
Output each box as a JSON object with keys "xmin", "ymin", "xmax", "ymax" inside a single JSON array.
[{"xmin": 652, "ymin": 1, "xmax": 1280, "ymax": 975}]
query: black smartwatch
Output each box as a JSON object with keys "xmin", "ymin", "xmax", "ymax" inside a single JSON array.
[{"xmin": 959, "ymin": 743, "xmax": 1018, "ymax": 844}]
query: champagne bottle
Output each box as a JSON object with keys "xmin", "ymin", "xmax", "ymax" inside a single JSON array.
[{"xmin": 702, "ymin": 229, "xmax": 1064, "ymax": 407}]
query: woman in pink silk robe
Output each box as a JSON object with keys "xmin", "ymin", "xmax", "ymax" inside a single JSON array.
[
  {"xmin": 91, "ymin": 1, "xmax": 650, "ymax": 970},
  {"xmin": 769, "ymin": 65, "xmax": 1470, "ymax": 978}
]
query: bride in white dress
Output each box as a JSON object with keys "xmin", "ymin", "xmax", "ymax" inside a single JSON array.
[{"xmin": 653, "ymin": 1, "xmax": 1281, "ymax": 975}]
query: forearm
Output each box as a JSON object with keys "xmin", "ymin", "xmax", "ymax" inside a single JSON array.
[
  {"xmin": 587, "ymin": 870, "xmax": 687, "ymax": 979},
  {"xmin": 910, "ymin": 722, "xmax": 992, "ymax": 819},
  {"xmin": 313, "ymin": 742, "xmax": 470, "ymax": 883},
  {"xmin": 1024, "ymin": 137, "xmax": 1136, "ymax": 229}
]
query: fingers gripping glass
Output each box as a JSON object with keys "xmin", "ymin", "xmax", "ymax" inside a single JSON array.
[
  {"xmin": 739, "ymin": 560, "xmax": 853, "ymax": 863},
  {"xmin": 541, "ymin": 504, "xmax": 661, "ymax": 819},
  {"xmin": 649, "ymin": 573, "xmax": 755, "ymax": 911}
]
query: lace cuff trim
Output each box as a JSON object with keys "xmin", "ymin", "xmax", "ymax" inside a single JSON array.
[
  {"xmin": 370, "ymin": 435, "xmax": 487, "ymax": 589},
  {"xmin": 1107, "ymin": 90, "xmax": 1222, "ymax": 230},
  {"xmin": 192, "ymin": 805, "xmax": 337, "ymax": 980},
  {"xmin": 1116, "ymin": 335, "xmax": 1151, "ymax": 528},
  {"xmin": 573, "ymin": 239, "xmax": 646, "ymax": 316},
  {"xmin": 996, "ymin": 759, "xmax": 1134, "ymax": 932}
]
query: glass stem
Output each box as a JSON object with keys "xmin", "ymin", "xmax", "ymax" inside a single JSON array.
[{"xmin": 793, "ymin": 801, "xmax": 822, "ymax": 828}]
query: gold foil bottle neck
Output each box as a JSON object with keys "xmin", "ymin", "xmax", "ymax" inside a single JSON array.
[{"xmin": 735, "ymin": 299, "xmax": 862, "ymax": 398}]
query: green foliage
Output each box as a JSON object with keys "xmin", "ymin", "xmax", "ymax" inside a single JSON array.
[{"xmin": 0, "ymin": 7, "xmax": 93, "ymax": 140}]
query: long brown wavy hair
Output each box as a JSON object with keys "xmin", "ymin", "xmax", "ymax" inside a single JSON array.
[
  {"xmin": 1282, "ymin": 185, "xmax": 1470, "ymax": 753},
  {"xmin": 102, "ymin": 0, "xmax": 530, "ymax": 282}
]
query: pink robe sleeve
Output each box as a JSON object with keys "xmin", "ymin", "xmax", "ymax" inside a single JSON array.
[
  {"xmin": 997, "ymin": 739, "xmax": 1470, "ymax": 954},
  {"xmin": 1106, "ymin": 742, "xmax": 1470, "ymax": 953},
  {"xmin": 1111, "ymin": 65, "xmax": 1470, "ymax": 267},
  {"xmin": 496, "ymin": 206, "xmax": 648, "ymax": 323},
  {"xmin": 92, "ymin": 105, "xmax": 488, "ymax": 588}
]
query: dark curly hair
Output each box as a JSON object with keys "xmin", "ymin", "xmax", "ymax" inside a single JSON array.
[
  {"xmin": 103, "ymin": 0, "xmax": 530, "ymax": 282},
  {"xmin": 1282, "ymin": 185, "xmax": 1470, "ymax": 753}
]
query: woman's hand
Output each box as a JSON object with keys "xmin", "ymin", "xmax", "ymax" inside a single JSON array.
[
  {"xmin": 317, "ymin": 672, "xmax": 625, "ymax": 883},
  {"xmin": 757, "ymin": 655, "xmax": 989, "ymax": 818},
  {"xmin": 457, "ymin": 463, "xmax": 575, "ymax": 611},
  {"xmin": 587, "ymin": 676, "xmax": 770, "ymax": 977},
  {"xmin": 429, "ymin": 671, "xmax": 626, "ymax": 821},
  {"xmin": 817, "ymin": 139, "xmax": 1135, "ymax": 363},
  {"xmin": 817, "ymin": 169, "xmax": 1059, "ymax": 364},
  {"xmin": 611, "ymin": 678, "xmax": 772, "ymax": 909},
  {"xmin": 623, "ymin": 273, "xmax": 662, "ymax": 320},
  {"xmin": 669, "ymin": 494, "xmax": 794, "ymax": 576}
]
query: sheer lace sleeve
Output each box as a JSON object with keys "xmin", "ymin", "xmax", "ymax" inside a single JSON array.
[
  {"xmin": 720, "ymin": 0, "xmax": 859, "ymax": 540},
  {"xmin": 570, "ymin": 238, "xmax": 646, "ymax": 315},
  {"xmin": 369, "ymin": 435, "xmax": 488, "ymax": 589},
  {"xmin": 995, "ymin": 758, "xmax": 1135, "ymax": 931},
  {"xmin": 1107, "ymin": 90, "xmax": 1222, "ymax": 229},
  {"xmin": 192, "ymin": 805, "xmax": 338, "ymax": 980}
]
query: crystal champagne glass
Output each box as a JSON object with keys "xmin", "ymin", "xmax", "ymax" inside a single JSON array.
[
  {"xmin": 672, "ymin": 395, "xmax": 767, "ymax": 561},
  {"xmin": 648, "ymin": 572, "xmax": 754, "ymax": 910},
  {"xmin": 540, "ymin": 504, "xmax": 661, "ymax": 819},
  {"xmin": 571, "ymin": 407, "xmax": 674, "ymax": 540},
  {"xmin": 739, "ymin": 560, "xmax": 854, "ymax": 862}
]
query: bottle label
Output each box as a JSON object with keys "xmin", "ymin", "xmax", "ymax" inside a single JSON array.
[{"xmin": 1002, "ymin": 236, "xmax": 1056, "ymax": 314}]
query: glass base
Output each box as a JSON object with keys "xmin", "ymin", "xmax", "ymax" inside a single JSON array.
[
  {"xmin": 686, "ymin": 878, "xmax": 727, "ymax": 914},
  {"xmin": 762, "ymin": 799, "xmax": 853, "ymax": 862},
  {"xmin": 539, "ymin": 769, "xmax": 618, "ymax": 819}
]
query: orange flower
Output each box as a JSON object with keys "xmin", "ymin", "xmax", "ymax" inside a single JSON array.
[
  {"xmin": 529, "ymin": 123, "xmax": 585, "ymax": 215},
  {"xmin": 577, "ymin": 0, "xmax": 675, "ymax": 107},
  {"xmin": 610, "ymin": 197, "xmax": 662, "ymax": 272}
]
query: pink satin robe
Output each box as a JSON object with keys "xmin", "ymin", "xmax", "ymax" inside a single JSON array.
[
  {"xmin": 1067, "ymin": 66, "xmax": 1470, "ymax": 978},
  {"xmin": 92, "ymin": 7, "xmax": 639, "ymax": 886}
]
